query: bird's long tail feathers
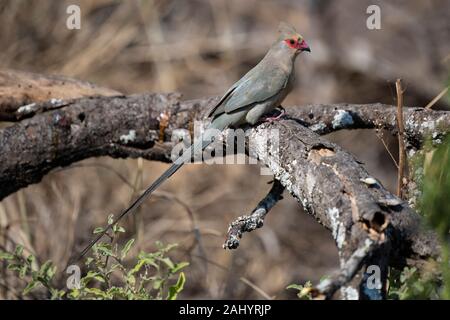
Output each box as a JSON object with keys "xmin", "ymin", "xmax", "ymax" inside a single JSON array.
[{"xmin": 73, "ymin": 135, "xmax": 215, "ymax": 263}]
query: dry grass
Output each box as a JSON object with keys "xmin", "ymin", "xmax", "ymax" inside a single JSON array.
[{"xmin": 0, "ymin": 0, "xmax": 448, "ymax": 299}]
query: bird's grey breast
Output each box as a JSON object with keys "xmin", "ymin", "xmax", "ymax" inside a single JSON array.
[{"xmin": 244, "ymin": 69, "xmax": 294, "ymax": 125}]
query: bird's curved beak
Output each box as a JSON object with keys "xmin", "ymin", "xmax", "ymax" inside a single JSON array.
[{"xmin": 299, "ymin": 39, "xmax": 311, "ymax": 52}]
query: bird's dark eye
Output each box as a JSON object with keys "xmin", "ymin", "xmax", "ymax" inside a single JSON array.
[{"xmin": 289, "ymin": 39, "xmax": 295, "ymax": 45}]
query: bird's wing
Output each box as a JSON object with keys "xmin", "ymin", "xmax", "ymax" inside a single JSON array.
[
  {"xmin": 206, "ymin": 84, "xmax": 238, "ymax": 118},
  {"xmin": 209, "ymin": 64, "xmax": 289, "ymax": 118}
]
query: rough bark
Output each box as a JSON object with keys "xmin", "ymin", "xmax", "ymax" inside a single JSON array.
[
  {"xmin": 3, "ymin": 93, "xmax": 448, "ymax": 204},
  {"xmin": 0, "ymin": 89, "xmax": 447, "ymax": 299},
  {"xmin": 0, "ymin": 69, "xmax": 121, "ymax": 121},
  {"xmin": 246, "ymin": 120, "xmax": 440, "ymax": 298},
  {"xmin": 287, "ymin": 103, "xmax": 450, "ymax": 148},
  {"xmin": 0, "ymin": 93, "xmax": 188, "ymax": 201},
  {"xmin": 2, "ymin": 69, "xmax": 449, "ymax": 150},
  {"xmin": 224, "ymin": 180, "xmax": 285, "ymax": 250}
]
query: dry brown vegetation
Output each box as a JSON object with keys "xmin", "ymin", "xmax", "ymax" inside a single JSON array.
[{"xmin": 0, "ymin": 0, "xmax": 449, "ymax": 299}]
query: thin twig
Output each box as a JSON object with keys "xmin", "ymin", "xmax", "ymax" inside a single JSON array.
[
  {"xmin": 396, "ymin": 79, "xmax": 407, "ymax": 198},
  {"xmin": 425, "ymin": 86, "xmax": 449, "ymax": 110},
  {"xmin": 240, "ymin": 277, "xmax": 274, "ymax": 300},
  {"xmin": 375, "ymin": 130, "xmax": 399, "ymax": 169}
]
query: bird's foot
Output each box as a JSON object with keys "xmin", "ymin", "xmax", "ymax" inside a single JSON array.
[
  {"xmin": 276, "ymin": 105, "xmax": 286, "ymax": 113},
  {"xmin": 260, "ymin": 108, "xmax": 286, "ymax": 123}
]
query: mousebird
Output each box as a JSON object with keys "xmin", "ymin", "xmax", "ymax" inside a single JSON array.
[{"xmin": 74, "ymin": 22, "xmax": 310, "ymax": 261}]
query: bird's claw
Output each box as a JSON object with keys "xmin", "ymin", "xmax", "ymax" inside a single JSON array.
[{"xmin": 260, "ymin": 108, "xmax": 286, "ymax": 123}]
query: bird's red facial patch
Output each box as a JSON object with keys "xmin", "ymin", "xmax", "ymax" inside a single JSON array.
[
  {"xmin": 285, "ymin": 38, "xmax": 299, "ymax": 49},
  {"xmin": 284, "ymin": 38, "xmax": 309, "ymax": 51}
]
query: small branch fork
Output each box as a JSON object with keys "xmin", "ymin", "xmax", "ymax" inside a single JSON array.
[{"xmin": 223, "ymin": 180, "xmax": 284, "ymax": 250}]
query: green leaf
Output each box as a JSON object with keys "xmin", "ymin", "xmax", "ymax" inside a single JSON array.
[
  {"xmin": 128, "ymin": 260, "xmax": 146, "ymax": 277},
  {"xmin": 84, "ymin": 287, "xmax": 110, "ymax": 299},
  {"xmin": 81, "ymin": 271, "xmax": 105, "ymax": 286},
  {"xmin": 93, "ymin": 227, "xmax": 104, "ymax": 234},
  {"xmin": 23, "ymin": 281, "xmax": 39, "ymax": 295},
  {"xmin": 286, "ymin": 281, "xmax": 312, "ymax": 300},
  {"xmin": 121, "ymin": 239, "xmax": 135, "ymax": 259},
  {"xmin": 130, "ymin": 255, "xmax": 159, "ymax": 276},
  {"xmin": 68, "ymin": 288, "xmax": 80, "ymax": 299},
  {"xmin": 167, "ymin": 272, "xmax": 185, "ymax": 300},
  {"xmin": 39, "ymin": 260, "xmax": 56, "ymax": 280},
  {"xmin": 107, "ymin": 214, "xmax": 114, "ymax": 225},
  {"xmin": 0, "ymin": 251, "xmax": 14, "ymax": 260},
  {"xmin": 19, "ymin": 264, "xmax": 28, "ymax": 278},
  {"xmin": 113, "ymin": 225, "xmax": 125, "ymax": 233},
  {"xmin": 159, "ymin": 257, "xmax": 174, "ymax": 270},
  {"xmin": 127, "ymin": 274, "xmax": 136, "ymax": 286},
  {"xmin": 84, "ymin": 257, "xmax": 94, "ymax": 266},
  {"xmin": 152, "ymin": 278, "xmax": 164, "ymax": 290},
  {"xmin": 7, "ymin": 264, "xmax": 21, "ymax": 272},
  {"xmin": 170, "ymin": 262, "xmax": 189, "ymax": 274},
  {"xmin": 14, "ymin": 245, "xmax": 24, "ymax": 256},
  {"xmin": 109, "ymin": 263, "xmax": 124, "ymax": 272},
  {"xmin": 286, "ymin": 284, "xmax": 303, "ymax": 290},
  {"xmin": 163, "ymin": 243, "xmax": 178, "ymax": 253},
  {"xmin": 107, "ymin": 286, "xmax": 127, "ymax": 298},
  {"xmin": 26, "ymin": 254, "xmax": 35, "ymax": 265},
  {"xmin": 155, "ymin": 242, "xmax": 178, "ymax": 253},
  {"xmin": 96, "ymin": 244, "xmax": 114, "ymax": 257}
]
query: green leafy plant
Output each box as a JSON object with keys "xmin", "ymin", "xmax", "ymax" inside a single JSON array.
[
  {"xmin": 419, "ymin": 135, "xmax": 450, "ymax": 299},
  {"xmin": 389, "ymin": 135, "xmax": 450, "ymax": 300},
  {"xmin": 286, "ymin": 281, "xmax": 313, "ymax": 300},
  {"xmin": 0, "ymin": 244, "xmax": 62, "ymax": 299},
  {"xmin": 0, "ymin": 216, "xmax": 188, "ymax": 300},
  {"xmin": 388, "ymin": 266, "xmax": 441, "ymax": 300}
]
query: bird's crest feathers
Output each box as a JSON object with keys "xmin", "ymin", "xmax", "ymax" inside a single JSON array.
[{"xmin": 278, "ymin": 22, "xmax": 299, "ymax": 39}]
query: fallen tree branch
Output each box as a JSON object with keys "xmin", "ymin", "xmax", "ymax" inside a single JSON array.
[{"xmin": 0, "ymin": 90, "xmax": 445, "ymax": 299}]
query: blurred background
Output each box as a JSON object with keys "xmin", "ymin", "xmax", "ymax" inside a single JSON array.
[{"xmin": 0, "ymin": 0, "xmax": 449, "ymax": 299}]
